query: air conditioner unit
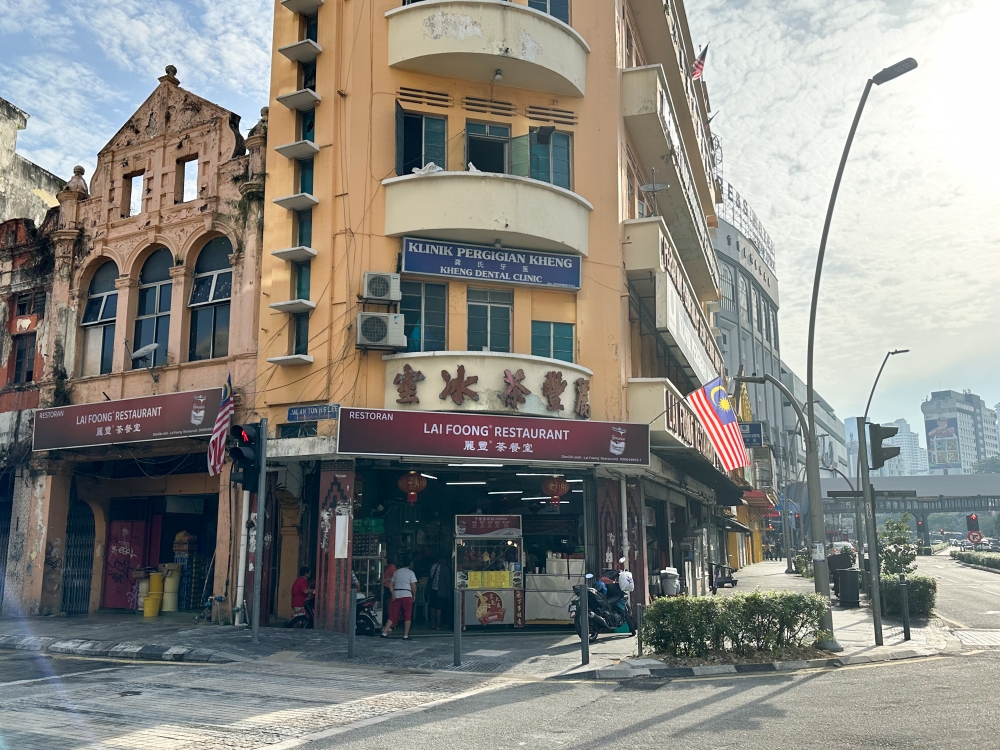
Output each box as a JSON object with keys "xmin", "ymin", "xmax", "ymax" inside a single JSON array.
[
  {"xmin": 356, "ymin": 313, "xmax": 407, "ymax": 350},
  {"xmin": 362, "ymin": 272, "xmax": 401, "ymax": 302}
]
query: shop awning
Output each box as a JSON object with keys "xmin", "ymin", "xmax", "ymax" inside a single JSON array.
[
  {"xmin": 720, "ymin": 518, "xmax": 752, "ymax": 534},
  {"xmin": 651, "ymin": 446, "xmax": 746, "ymax": 505},
  {"xmin": 742, "ymin": 490, "xmax": 776, "ymax": 507}
]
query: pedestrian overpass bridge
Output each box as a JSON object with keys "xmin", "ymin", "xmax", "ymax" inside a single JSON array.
[{"xmin": 814, "ymin": 474, "xmax": 1000, "ymax": 515}]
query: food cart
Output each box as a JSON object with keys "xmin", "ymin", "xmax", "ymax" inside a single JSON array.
[{"xmin": 455, "ymin": 514, "xmax": 524, "ymax": 627}]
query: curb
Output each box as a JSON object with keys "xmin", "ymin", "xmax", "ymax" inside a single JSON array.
[
  {"xmin": 564, "ymin": 649, "xmax": 945, "ymax": 681},
  {"xmin": 0, "ymin": 635, "xmax": 233, "ymax": 664}
]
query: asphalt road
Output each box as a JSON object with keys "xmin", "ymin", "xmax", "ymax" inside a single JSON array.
[
  {"xmin": 0, "ymin": 651, "xmax": 125, "ymax": 684},
  {"xmin": 916, "ymin": 553, "xmax": 1000, "ymax": 630},
  {"xmin": 308, "ymin": 653, "xmax": 1000, "ymax": 750}
]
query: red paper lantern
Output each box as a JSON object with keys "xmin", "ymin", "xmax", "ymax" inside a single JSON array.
[
  {"xmin": 541, "ymin": 476, "xmax": 569, "ymax": 507},
  {"xmin": 397, "ymin": 471, "xmax": 427, "ymax": 504}
]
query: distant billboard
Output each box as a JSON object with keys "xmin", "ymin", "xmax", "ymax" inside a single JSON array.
[{"xmin": 925, "ymin": 417, "xmax": 962, "ymax": 469}]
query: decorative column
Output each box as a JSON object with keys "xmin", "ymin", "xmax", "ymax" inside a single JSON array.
[
  {"xmin": 315, "ymin": 460, "xmax": 354, "ymax": 632},
  {"xmin": 113, "ymin": 275, "xmax": 138, "ymax": 374},
  {"xmin": 168, "ymin": 264, "xmax": 192, "ymax": 365}
]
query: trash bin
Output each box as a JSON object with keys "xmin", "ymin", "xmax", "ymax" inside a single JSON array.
[
  {"xmin": 659, "ymin": 568, "xmax": 680, "ymax": 596},
  {"xmin": 839, "ymin": 568, "xmax": 861, "ymax": 608}
]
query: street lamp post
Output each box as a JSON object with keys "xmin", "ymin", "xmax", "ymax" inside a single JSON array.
[{"xmin": 804, "ymin": 57, "xmax": 916, "ymax": 651}]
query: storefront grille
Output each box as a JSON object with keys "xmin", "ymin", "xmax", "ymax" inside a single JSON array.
[{"xmin": 61, "ymin": 500, "xmax": 95, "ymax": 615}]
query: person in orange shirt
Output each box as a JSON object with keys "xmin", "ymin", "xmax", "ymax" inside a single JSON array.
[{"xmin": 382, "ymin": 557, "xmax": 396, "ymax": 624}]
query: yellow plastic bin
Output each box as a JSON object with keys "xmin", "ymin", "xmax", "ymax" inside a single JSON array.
[
  {"xmin": 143, "ymin": 592, "xmax": 162, "ymax": 617},
  {"xmin": 148, "ymin": 571, "xmax": 164, "ymax": 594}
]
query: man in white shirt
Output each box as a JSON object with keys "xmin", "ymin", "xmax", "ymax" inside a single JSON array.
[{"xmin": 381, "ymin": 560, "xmax": 418, "ymax": 639}]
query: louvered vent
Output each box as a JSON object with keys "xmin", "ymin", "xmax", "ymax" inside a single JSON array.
[
  {"xmin": 397, "ymin": 87, "xmax": 453, "ymax": 108},
  {"xmin": 462, "ymin": 97, "xmax": 517, "ymax": 117},
  {"xmin": 525, "ymin": 105, "xmax": 579, "ymax": 125}
]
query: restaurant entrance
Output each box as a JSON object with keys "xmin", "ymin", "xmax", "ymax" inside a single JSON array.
[{"xmin": 352, "ymin": 461, "xmax": 590, "ymax": 631}]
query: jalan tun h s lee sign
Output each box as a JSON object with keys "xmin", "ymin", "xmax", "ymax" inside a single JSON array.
[
  {"xmin": 336, "ymin": 408, "xmax": 649, "ymax": 465},
  {"xmin": 33, "ymin": 388, "xmax": 223, "ymax": 451}
]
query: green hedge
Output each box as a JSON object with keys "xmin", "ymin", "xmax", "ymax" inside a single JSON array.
[
  {"xmin": 880, "ymin": 574, "xmax": 937, "ymax": 617},
  {"xmin": 952, "ymin": 551, "xmax": 1000, "ymax": 570},
  {"xmin": 793, "ymin": 552, "xmax": 812, "ymax": 577},
  {"xmin": 641, "ymin": 591, "xmax": 828, "ymax": 657}
]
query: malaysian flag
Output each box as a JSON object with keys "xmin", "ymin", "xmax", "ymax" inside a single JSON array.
[
  {"xmin": 686, "ymin": 376, "xmax": 750, "ymax": 472},
  {"xmin": 207, "ymin": 373, "xmax": 234, "ymax": 476},
  {"xmin": 691, "ymin": 44, "xmax": 709, "ymax": 80}
]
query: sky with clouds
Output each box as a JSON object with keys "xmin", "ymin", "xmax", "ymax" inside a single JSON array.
[{"xmin": 2, "ymin": 0, "xmax": 997, "ymax": 445}]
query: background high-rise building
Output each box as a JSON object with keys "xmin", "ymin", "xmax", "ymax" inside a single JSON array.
[{"xmin": 921, "ymin": 390, "xmax": 999, "ymax": 474}]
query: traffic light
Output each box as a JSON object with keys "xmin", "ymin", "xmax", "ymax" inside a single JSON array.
[
  {"xmin": 940, "ymin": 528, "xmax": 945, "ymax": 534},
  {"xmin": 229, "ymin": 423, "xmax": 262, "ymax": 488},
  {"xmin": 967, "ymin": 514, "xmax": 980, "ymax": 533},
  {"xmin": 917, "ymin": 518, "xmax": 924, "ymax": 531},
  {"xmin": 869, "ymin": 422, "xmax": 901, "ymax": 470}
]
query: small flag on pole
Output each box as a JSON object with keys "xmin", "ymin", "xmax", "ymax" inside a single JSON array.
[
  {"xmin": 686, "ymin": 376, "xmax": 750, "ymax": 472},
  {"xmin": 691, "ymin": 44, "xmax": 709, "ymax": 80},
  {"xmin": 208, "ymin": 373, "xmax": 234, "ymax": 476}
]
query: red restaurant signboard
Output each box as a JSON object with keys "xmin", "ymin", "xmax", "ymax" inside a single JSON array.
[
  {"xmin": 33, "ymin": 388, "xmax": 224, "ymax": 451},
  {"xmin": 337, "ymin": 408, "xmax": 649, "ymax": 465}
]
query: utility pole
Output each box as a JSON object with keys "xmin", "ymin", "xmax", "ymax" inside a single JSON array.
[
  {"xmin": 856, "ymin": 416, "xmax": 883, "ymax": 645},
  {"xmin": 252, "ymin": 418, "xmax": 268, "ymax": 645}
]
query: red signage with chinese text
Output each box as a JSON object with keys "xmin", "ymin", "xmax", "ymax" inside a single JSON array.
[
  {"xmin": 33, "ymin": 388, "xmax": 224, "ymax": 451},
  {"xmin": 336, "ymin": 408, "xmax": 649, "ymax": 465}
]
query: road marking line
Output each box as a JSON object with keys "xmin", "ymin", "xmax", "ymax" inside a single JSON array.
[
  {"xmin": 0, "ymin": 666, "xmax": 121, "ymax": 687},
  {"xmin": 253, "ymin": 681, "xmax": 514, "ymax": 749}
]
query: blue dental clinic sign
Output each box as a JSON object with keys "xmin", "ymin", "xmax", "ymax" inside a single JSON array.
[
  {"xmin": 741, "ymin": 422, "xmax": 764, "ymax": 448},
  {"xmin": 402, "ymin": 237, "xmax": 581, "ymax": 290}
]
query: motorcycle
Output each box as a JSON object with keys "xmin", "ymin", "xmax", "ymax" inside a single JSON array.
[
  {"xmin": 355, "ymin": 594, "xmax": 379, "ymax": 636},
  {"xmin": 568, "ymin": 573, "xmax": 635, "ymax": 642},
  {"xmin": 288, "ymin": 593, "xmax": 315, "ymax": 629},
  {"xmin": 288, "ymin": 593, "xmax": 381, "ymax": 636}
]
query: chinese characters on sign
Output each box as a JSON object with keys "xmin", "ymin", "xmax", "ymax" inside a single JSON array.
[
  {"xmin": 502, "ymin": 368, "xmax": 530, "ymax": 409},
  {"xmin": 440, "ymin": 365, "xmax": 479, "ymax": 405},
  {"xmin": 455, "ymin": 514, "xmax": 522, "ymax": 537},
  {"xmin": 542, "ymin": 371, "xmax": 567, "ymax": 412},
  {"xmin": 394, "ymin": 364, "xmax": 424, "ymax": 404},
  {"xmin": 574, "ymin": 378, "xmax": 591, "ymax": 418}
]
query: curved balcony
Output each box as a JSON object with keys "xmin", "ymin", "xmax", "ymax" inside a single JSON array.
[
  {"xmin": 383, "ymin": 351, "xmax": 593, "ymax": 419},
  {"xmin": 386, "ymin": 0, "xmax": 589, "ymax": 97},
  {"xmin": 383, "ymin": 171, "xmax": 592, "ymax": 256}
]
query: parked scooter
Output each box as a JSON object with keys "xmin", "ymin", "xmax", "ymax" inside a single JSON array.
[
  {"xmin": 568, "ymin": 573, "xmax": 636, "ymax": 642},
  {"xmin": 355, "ymin": 594, "xmax": 379, "ymax": 636},
  {"xmin": 288, "ymin": 594, "xmax": 315, "ymax": 629}
]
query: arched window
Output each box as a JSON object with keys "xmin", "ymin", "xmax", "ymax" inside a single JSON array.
[
  {"xmin": 134, "ymin": 248, "xmax": 172, "ymax": 367},
  {"xmin": 720, "ymin": 266, "xmax": 735, "ymax": 313},
  {"xmin": 81, "ymin": 260, "xmax": 119, "ymax": 376},
  {"xmin": 188, "ymin": 237, "xmax": 232, "ymax": 361},
  {"xmin": 738, "ymin": 276, "xmax": 750, "ymax": 325},
  {"xmin": 751, "ymin": 287, "xmax": 760, "ymax": 331}
]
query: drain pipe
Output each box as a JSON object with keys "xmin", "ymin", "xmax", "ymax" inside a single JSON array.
[
  {"xmin": 234, "ymin": 489, "xmax": 250, "ymax": 625},
  {"xmin": 620, "ymin": 476, "xmax": 629, "ymax": 570}
]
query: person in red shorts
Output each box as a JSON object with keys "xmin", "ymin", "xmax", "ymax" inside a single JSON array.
[
  {"xmin": 290, "ymin": 566, "xmax": 314, "ymax": 614},
  {"xmin": 381, "ymin": 559, "xmax": 417, "ymax": 639}
]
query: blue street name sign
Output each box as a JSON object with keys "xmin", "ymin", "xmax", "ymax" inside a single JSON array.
[
  {"xmin": 741, "ymin": 421, "xmax": 764, "ymax": 448},
  {"xmin": 402, "ymin": 237, "xmax": 581, "ymax": 290},
  {"xmin": 287, "ymin": 404, "xmax": 340, "ymax": 422}
]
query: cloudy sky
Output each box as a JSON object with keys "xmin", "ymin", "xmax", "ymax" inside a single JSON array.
[
  {"xmin": 2, "ymin": 0, "xmax": 997, "ymax": 443},
  {"xmin": 687, "ymin": 0, "xmax": 1000, "ymax": 440}
]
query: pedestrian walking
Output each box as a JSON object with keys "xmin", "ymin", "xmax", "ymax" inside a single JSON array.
[
  {"xmin": 381, "ymin": 560, "xmax": 417, "ymax": 639},
  {"xmin": 428, "ymin": 556, "xmax": 452, "ymax": 630},
  {"xmin": 382, "ymin": 557, "xmax": 396, "ymax": 622}
]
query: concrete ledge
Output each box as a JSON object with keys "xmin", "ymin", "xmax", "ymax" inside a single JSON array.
[
  {"xmin": 954, "ymin": 561, "xmax": 1000, "ymax": 575},
  {"xmin": 0, "ymin": 635, "xmax": 231, "ymax": 664}
]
